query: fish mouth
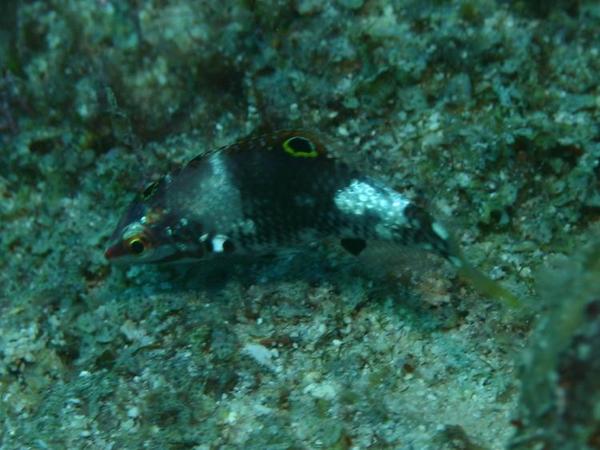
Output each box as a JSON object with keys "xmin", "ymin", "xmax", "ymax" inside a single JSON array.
[{"xmin": 104, "ymin": 242, "xmax": 126, "ymax": 260}]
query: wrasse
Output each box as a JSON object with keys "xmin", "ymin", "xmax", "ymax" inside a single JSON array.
[{"xmin": 105, "ymin": 130, "xmax": 519, "ymax": 307}]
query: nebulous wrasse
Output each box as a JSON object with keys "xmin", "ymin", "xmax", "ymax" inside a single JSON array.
[{"xmin": 105, "ymin": 130, "xmax": 519, "ymax": 307}]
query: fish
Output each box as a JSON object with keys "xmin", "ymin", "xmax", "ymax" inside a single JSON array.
[{"xmin": 105, "ymin": 130, "xmax": 519, "ymax": 307}]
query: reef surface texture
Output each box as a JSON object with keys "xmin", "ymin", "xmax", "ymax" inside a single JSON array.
[{"xmin": 1, "ymin": 1, "xmax": 599, "ymax": 449}]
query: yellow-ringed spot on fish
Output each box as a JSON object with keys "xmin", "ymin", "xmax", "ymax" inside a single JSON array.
[{"xmin": 105, "ymin": 130, "xmax": 520, "ymax": 307}]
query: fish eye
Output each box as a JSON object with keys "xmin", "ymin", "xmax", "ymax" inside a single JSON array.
[{"xmin": 127, "ymin": 238, "xmax": 145, "ymax": 255}]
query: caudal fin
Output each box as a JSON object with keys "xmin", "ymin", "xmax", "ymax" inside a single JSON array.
[{"xmin": 457, "ymin": 261, "xmax": 520, "ymax": 308}]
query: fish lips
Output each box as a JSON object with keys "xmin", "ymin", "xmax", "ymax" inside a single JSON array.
[{"xmin": 104, "ymin": 241, "xmax": 129, "ymax": 261}]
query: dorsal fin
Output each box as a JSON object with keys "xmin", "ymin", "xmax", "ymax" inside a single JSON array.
[{"xmin": 184, "ymin": 130, "xmax": 329, "ymax": 170}]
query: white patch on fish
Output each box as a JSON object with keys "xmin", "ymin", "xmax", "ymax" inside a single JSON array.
[
  {"xmin": 211, "ymin": 234, "xmax": 230, "ymax": 253},
  {"xmin": 334, "ymin": 179, "xmax": 411, "ymax": 224}
]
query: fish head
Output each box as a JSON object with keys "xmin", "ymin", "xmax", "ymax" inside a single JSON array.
[{"xmin": 105, "ymin": 180, "xmax": 183, "ymax": 264}]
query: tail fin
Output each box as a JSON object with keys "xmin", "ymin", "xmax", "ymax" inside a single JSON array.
[
  {"xmin": 442, "ymin": 231, "xmax": 520, "ymax": 308},
  {"xmin": 456, "ymin": 261, "xmax": 520, "ymax": 308}
]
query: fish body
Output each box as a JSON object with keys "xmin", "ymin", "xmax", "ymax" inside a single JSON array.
[
  {"xmin": 105, "ymin": 131, "xmax": 452, "ymax": 264},
  {"xmin": 105, "ymin": 130, "xmax": 518, "ymax": 306}
]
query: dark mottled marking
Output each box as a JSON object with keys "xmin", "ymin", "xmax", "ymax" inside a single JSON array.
[
  {"xmin": 225, "ymin": 145, "xmax": 349, "ymax": 245},
  {"xmin": 340, "ymin": 237, "xmax": 367, "ymax": 256}
]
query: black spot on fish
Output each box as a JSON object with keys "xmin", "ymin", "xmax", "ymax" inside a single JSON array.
[
  {"xmin": 283, "ymin": 136, "xmax": 318, "ymax": 158},
  {"xmin": 340, "ymin": 237, "xmax": 367, "ymax": 256},
  {"xmin": 223, "ymin": 239, "xmax": 235, "ymax": 253},
  {"xmin": 288, "ymin": 136, "xmax": 313, "ymax": 152}
]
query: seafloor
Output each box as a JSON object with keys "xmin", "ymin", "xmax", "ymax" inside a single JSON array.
[{"xmin": 1, "ymin": 1, "xmax": 599, "ymax": 449}]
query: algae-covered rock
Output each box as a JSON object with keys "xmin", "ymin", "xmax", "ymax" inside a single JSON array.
[{"xmin": 512, "ymin": 238, "xmax": 600, "ymax": 450}]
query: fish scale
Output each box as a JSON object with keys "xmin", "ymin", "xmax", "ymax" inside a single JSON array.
[{"xmin": 105, "ymin": 130, "xmax": 519, "ymax": 307}]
